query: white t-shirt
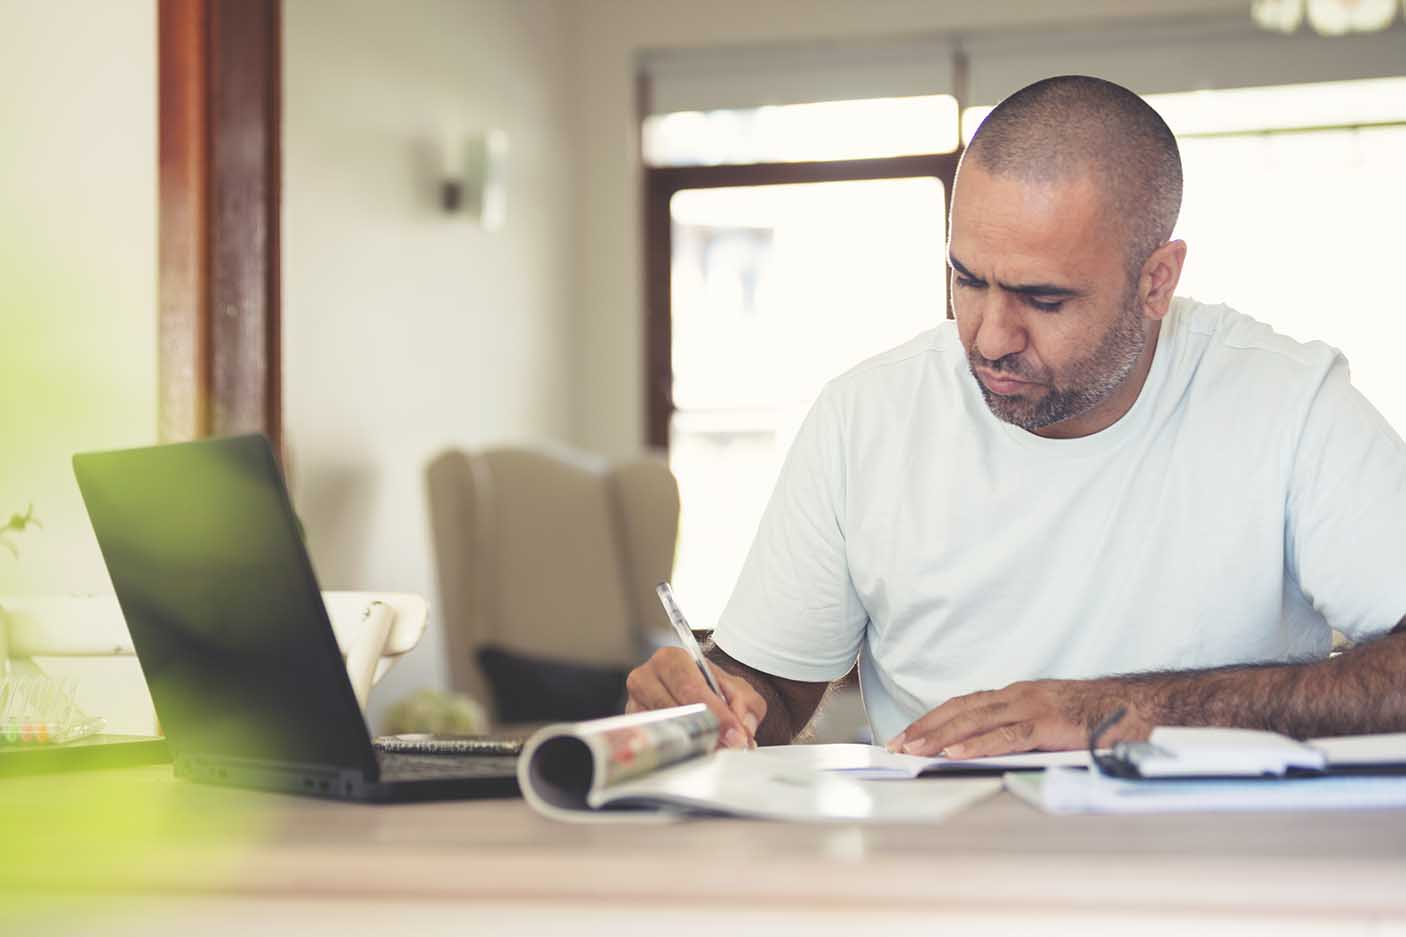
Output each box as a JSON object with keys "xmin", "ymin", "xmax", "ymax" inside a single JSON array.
[{"xmin": 711, "ymin": 298, "xmax": 1406, "ymax": 744}]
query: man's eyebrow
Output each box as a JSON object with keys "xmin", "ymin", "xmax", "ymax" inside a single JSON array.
[
  {"xmin": 1001, "ymin": 280, "xmax": 1083, "ymax": 299},
  {"xmin": 948, "ymin": 253, "xmax": 1083, "ymax": 299},
  {"xmin": 948, "ymin": 254, "xmax": 983, "ymax": 282}
]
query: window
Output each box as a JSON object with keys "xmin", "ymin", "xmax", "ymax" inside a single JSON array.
[{"xmin": 645, "ymin": 97, "xmax": 959, "ymax": 627}]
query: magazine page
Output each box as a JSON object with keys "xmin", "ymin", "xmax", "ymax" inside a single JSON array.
[
  {"xmin": 591, "ymin": 748, "xmax": 1002, "ymax": 823},
  {"xmin": 518, "ymin": 704, "xmax": 719, "ymax": 821}
]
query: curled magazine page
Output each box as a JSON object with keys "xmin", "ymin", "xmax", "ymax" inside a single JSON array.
[
  {"xmin": 520, "ymin": 706, "xmax": 1003, "ymax": 824},
  {"xmin": 518, "ymin": 704, "xmax": 719, "ymax": 822},
  {"xmin": 594, "ymin": 704, "xmax": 719, "ymax": 787}
]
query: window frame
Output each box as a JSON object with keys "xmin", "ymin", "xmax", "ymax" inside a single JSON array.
[{"xmin": 643, "ymin": 152, "xmax": 962, "ymax": 449}]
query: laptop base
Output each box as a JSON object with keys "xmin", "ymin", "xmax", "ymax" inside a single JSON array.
[{"xmin": 177, "ymin": 754, "xmax": 520, "ymax": 802}]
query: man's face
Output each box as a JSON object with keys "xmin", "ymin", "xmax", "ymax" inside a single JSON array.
[{"xmin": 947, "ymin": 163, "xmax": 1149, "ymax": 435}]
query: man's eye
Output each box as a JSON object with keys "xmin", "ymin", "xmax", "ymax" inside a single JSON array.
[
  {"xmin": 1027, "ymin": 296, "xmax": 1064, "ymax": 313},
  {"xmin": 955, "ymin": 275, "xmax": 984, "ymax": 290}
]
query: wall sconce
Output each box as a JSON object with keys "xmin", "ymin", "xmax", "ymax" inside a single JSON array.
[{"xmin": 439, "ymin": 127, "xmax": 508, "ymax": 230}]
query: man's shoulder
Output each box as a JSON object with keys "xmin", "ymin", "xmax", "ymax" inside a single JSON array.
[
  {"xmin": 1164, "ymin": 299, "xmax": 1347, "ymax": 441},
  {"xmin": 1172, "ymin": 297, "xmax": 1341, "ymax": 377}
]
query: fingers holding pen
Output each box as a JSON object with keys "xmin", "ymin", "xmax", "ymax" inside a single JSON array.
[
  {"xmin": 626, "ymin": 648, "xmax": 753, "ymax": 749},
  {"xmin": 624, "ymin": 661, "xmax": 684, "ymax": 710},
  {"xmin": 663, "ymin": 653, "xmax": 756, "ymax": 749}
]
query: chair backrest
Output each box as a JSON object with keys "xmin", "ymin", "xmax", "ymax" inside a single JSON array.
[{"xmin": 426, "ymin": 446, "xmax": 679, "ymax": 710}]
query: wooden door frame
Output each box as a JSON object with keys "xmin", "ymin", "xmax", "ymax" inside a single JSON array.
[
  {"xmin": 158, "ymin": 0, "xmax": 282, "ymax": 450},
  {"xmin": 643, "ymin": 152, "xmax": 961, "ymax": 449}
]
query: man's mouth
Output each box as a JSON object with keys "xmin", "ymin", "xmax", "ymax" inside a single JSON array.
[{"xmin": 976, "ymin": 367, "xmax": 1042, "ymax": 396}]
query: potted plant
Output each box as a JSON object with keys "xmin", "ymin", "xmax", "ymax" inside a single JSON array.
[{"xmin": 1, "ymin": 504, "xmax": 40, "ymax": 559}]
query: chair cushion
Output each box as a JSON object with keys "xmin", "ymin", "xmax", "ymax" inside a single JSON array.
[{"xmin": 476, "ymin": 646, "xmax": 629, "ymax": 724}]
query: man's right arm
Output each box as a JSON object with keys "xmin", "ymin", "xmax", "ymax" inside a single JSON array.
[
  {"xmin": 705, "ymin": 643, "xmax": 830, "ymax": 746},
  {"xmin": 624, "ymin": 644, "xmax": 829, "ymax": 748}
]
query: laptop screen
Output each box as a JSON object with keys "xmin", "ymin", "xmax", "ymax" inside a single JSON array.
[{"xmin": 74, "ymin": 435, "xmax": 378, "ymax": 775}]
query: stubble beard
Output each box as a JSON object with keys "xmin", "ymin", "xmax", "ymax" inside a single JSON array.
[{"xmin": 969, "ymin": 292, "xmax": 1148, "ymax": 433}]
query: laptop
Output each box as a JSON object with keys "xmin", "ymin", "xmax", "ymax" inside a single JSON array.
[{"xmin": 73, "ymin": 434, "xmax": 520, "ymax": 802}]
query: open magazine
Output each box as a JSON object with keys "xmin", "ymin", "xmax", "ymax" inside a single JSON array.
[{"xmin": 516, "ymin": 704, "xmax": 1009, "ymax": 823}]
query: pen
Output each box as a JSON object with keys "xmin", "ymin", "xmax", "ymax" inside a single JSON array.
[{"xmin": 654, "ymin": 580, "xmax": 728, "ymax": 702}]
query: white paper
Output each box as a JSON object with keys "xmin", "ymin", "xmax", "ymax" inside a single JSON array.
[
  {"xmin": 742, "ymin": 742, "xmax": 1090, "ymax": 779},
  {"xmin": 1007, "ymin": 766, "xmax": 1406, "ymax": 815},
  {"xmin": 1309, "ymin": 732, "xmax": 1406, "ymax": 767}
]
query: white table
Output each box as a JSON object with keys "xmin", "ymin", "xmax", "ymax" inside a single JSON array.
[{"xmin": 4, "ymin": 765, "xmax": 1406, "ymax": 936}]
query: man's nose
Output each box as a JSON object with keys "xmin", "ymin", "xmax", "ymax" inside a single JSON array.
[{"xmin": 974, "ymin": 295, "xmax": 1028, "ymax": 364}]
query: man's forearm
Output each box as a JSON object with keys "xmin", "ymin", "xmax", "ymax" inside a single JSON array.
[
  {"xmin": 895, "ymin": 619, "xmax": 1406, "ymax": 758},
  {"xmin": 1098, "ymin": 621, "xmax": 1406, "ymax": 740},
  {"xmin": 703, "ymin": 642, "xmax": 819, "ymax": 746}
]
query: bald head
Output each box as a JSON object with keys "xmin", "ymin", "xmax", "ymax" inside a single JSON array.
[{"xmin": 964, "ymin": 75, "xmax": 1182, "ymax": 279}]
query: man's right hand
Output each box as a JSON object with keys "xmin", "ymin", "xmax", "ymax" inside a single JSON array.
[{"xmin": 624, "ymin": 647, "xmax": 767, "ymax": 749}]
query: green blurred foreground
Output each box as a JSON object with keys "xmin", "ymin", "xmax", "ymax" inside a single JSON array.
[{"xmin": 0, "ymin": 765, "xmax": 267, "ymax": 934}]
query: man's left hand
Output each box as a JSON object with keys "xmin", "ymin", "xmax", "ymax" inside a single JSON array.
[{"xmin": 886, "ymin": 679, "xmax": 1151, "ymax": 759}]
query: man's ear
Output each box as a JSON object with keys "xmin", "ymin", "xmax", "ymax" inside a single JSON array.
[{"xmin": 1139, "ymin": 239, "xmax": 1187, "ymax": 321}]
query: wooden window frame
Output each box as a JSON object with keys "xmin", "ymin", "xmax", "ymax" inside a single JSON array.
[{"xmin": 643, "ymin": 152, "xmax": 961, "ymax": 449}]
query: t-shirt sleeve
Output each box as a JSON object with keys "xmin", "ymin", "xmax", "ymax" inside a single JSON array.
[
  {"xmin": 1287, "ymin": 357, "xmax": 1406, "ymax": 642},
  {"xmin": 710, "ymin": 387, "xmax": 868, "ymax": 682}
]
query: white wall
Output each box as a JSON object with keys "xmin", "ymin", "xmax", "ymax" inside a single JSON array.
[
  {"xmin": 282, "ymin": 0, "xmax": 578, "ymax": 729},
  {"xmin": 0, "ymin": 0, "xmax": 157, "ymax": 595},
  {"xmin": 561, "ymin": 0, "xmax": 1254, "ymax": 458}
]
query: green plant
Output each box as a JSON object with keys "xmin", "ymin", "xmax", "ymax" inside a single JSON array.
[
  {"xmin": 1, "ymin": 504, "xmax": 40, "ymax": 558},
  {"xmin": 384, "ymin": 688, "xmax": 487, "ymax": 736}
]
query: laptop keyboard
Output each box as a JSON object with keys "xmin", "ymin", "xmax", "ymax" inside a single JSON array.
[{"xmin": 377, "ymin": 751, "xmax": 519, "ymax": 781}]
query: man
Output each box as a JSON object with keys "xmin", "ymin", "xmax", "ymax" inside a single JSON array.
[{"xmin": 626, "ymin": 75, "xmax": 1406, "ymax": 757}]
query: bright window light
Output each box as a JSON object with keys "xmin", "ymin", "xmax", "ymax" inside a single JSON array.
[
  {"xmin": 643, "ymin": 95, "xmax": 960, "ymax": 167},
  {"xmin": 668, "ymin": 178, "xmax": 947, "ymax": 628}
]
